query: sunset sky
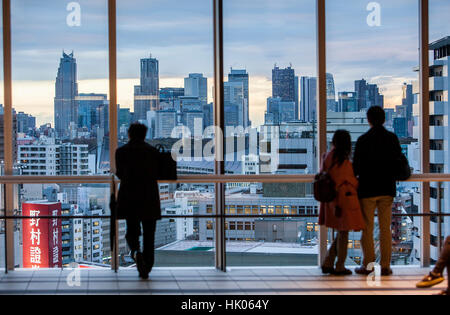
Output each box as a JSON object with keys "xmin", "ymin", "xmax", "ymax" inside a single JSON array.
[{"xmin": 0, "ymin": 0, "xmax": 448, "ymax": 126}]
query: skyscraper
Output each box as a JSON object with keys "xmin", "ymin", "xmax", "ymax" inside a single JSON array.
[
  {"xmin": 337, "ymin": 92, "xmax": 358, "ymax": 112},
  {"xmin": 54, "ymin": 51, "xmax": 78, "ymax": 139},
  {"xmin": 224, "ymin": 81, "xmax": 245, "ymax": 127},
  {"xmin": 402, "ymin": 83, "xmax": 413, "ymax": 136},
  {"xmin": 76, "ymin": 93, "xmax": 108, "ymax": 133},
  {"xmin": 300, "ymin": 76, "xmax": 317, "ymax": 122},
  {"xmin": 354, "ymin": 79, "xmax": 384, "ymax": 111},
  {"xmin": 184, "ymin": 73, "xmax": 207, "ymax": 104},
  {"xmin": 228, "ymin": 69, "xmax": 250, "ymax": 127},
  {"xmin": 265, "ymin": 97, "xmax": 296, "ymax": 125},
  {"xmin": 134, "ymin": 56, "xmax": 159, "ymax": 121},
  {"xmin": 326, "ymin": 73, "xmax": 336, "ymax": 112}
]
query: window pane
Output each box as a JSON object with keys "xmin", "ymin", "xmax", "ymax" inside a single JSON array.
[
  {"xmin": 224, "ymin": 0, "xmax": 317, "ymax": 175},
  {"xmin": 16, "ymin": 183, "xmax": 113, "ymax": 268},
  {"xmin": 153, "ymin": 183, "xmax": 215, "ymax": 268},
  {"xmin": 326, "ymin": 0, "xmax": 420, "ymax": 266},
  {"xmin": 11, "ymin": 0, "xmax": 109, "ymax": 176},
  {"xmin": 116, "ymin": 0, "xmax": 213, "ymax": 175},
  {"xmin": 223, "ymin": 183, "xmax": 319, "ymax": 267}
]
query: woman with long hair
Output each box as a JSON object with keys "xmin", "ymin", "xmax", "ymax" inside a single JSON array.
[{"xmin": 319, "ymin": 129, "xmax": 365, "ymax": 275}]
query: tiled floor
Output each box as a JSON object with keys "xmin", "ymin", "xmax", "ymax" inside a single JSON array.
[{"xmin": 0, "ymin": 267, "xmax": 447, "ymax": 295}]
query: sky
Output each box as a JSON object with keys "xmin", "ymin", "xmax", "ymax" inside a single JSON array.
[{"xmin": 0, "ymin": 0, "xmax": 449, "ymax": 127}]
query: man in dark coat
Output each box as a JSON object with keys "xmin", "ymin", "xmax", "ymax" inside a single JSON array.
[
  {"xmin": 353, "ymin": 106, "xmax": 403, "ymax": 276},
  {"xmin": 115, "ymin": 123, "xmax": 161, "ymax": 279}
]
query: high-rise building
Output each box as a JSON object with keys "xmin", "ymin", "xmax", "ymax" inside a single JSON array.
[
  {"xmin": 54, "ymin": 51, "xmax": 78, "ymax": 139},
  {"xmin": 160, "ymin": 87, "xmax": 184, "ymax": 109},
  {"xmin": 228, "ymin": 69, "xmax": 250, "ymax": 127},
  {"xmin": 16, "ymin": 111, "xmax": 36, "ymax": 134},
  {"xmin": 224, "ymin": 81, "xmax": 245, "ymax": 127},
  {"xmin": 354, "ymin": 78, "xmax": 384, "ymax": 111},
  {"xmin": 155, "ymin": 109, "xmax": 177, "ymax": 139},
  {"xmin": 300, "ymin": 77, "xmax": 317, "ymax": 122},
  {"xmin": 184, "ymin": 73, "xmax": 207, "ymax": 104},
  {"xmin": 134, "ymin": 56, "xmax": 159, "ymax": 121},
  {"xmin": 337, "ymin": 92, "xmax": 358, "ymax": 112},
  {"xmin": 402, "ymin": 83, "xmax": 414, "ymax": 136},
  {"xmin": 76, "ymin": 93, "xmax": 108, "ymax": 133},
  {"xmin": 411, "ymin": 36, "xmax": 450, "ymax": 263},
  {"xmin": 272, "ymin": 66, "xmax": 298, "ymax": 118},
  {"xmin": 265, "ymin": 97, "xmax": 296, "ymax": 125},
  {"xmin": 326, "ymin": 73, "xmax": 336, "ymax": 112}
]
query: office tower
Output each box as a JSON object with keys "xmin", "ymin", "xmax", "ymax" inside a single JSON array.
[
  {"xmin": 326, "ymin": 73, "xmax": 336, "ymax": 112},
  {"xmin": 393, "ymin": 117, "xmax": 407, "ymax": 138},
  {"xmin": 16, "ymin": 111, "xmax": 36, "ymax": 134},
  {"xmin": 300, "ymin": 77, "xmax": 317, "ymax": 122},
  {"xmin": 338, "ymin": 92, "xmax": 358, "ymax": 112},
  {"xmin": 203, "ymin": 103, "xmax": 214, "ymax": 130},
  {"xmin": 402, "ymin": 83, "xmax": 414, "ymax": 136},
  {"xmin": 183, "ymin": 110, "xmax": 203, "ymax": 137},
  {"xmin": 134, "ymin": 56, "xmax": 159, "ymax": 121},
  {"xmin": 265, "ymin": 97, "xmax": 296, "ymax": 125},
  {"xmin": 411, "ymin": 36, "xmax": 450, "ymax": 263},
  {"xmin": 272, "ymin": 65, "xmax": 295, "ymax": 100},
  {"xmin": 224, "ymin": 81, "xmax": 245, "ymax": 127},
  {"xmin": 228, "ymin": 69, "xmax": 250, "ymax": 127},
  {"xmin": 354, "ymin": 78, "xmax": 384, "ymax": 111},
  {"xmin": 76, "ymin": 93, "xmax": 108, "ymax": 133},
  {"xmin": 155, "ymin": 109, "xmax": 177, "ymax": 139},
  {"xmin": 118, "ymin": 108, "xmax": 132, "ymax": 129},
  {"xmin": 184, "ymin": 73, "xmax": 207, "ymax": 104},
  {"xmin": 160, "ymin": 87, "xmax": 184, "ymax": 109},
  {"xmin": 54, "ymin": 51, "xmax": 78, "ymax": 139}
]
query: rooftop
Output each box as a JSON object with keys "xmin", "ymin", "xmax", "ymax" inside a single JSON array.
[{"xmin": 430, "ymin": 36, "xmax": 450, "ymax": 50}]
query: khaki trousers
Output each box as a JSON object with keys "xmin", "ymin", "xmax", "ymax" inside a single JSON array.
[{"xmin": 360, "ymin": 196, "xmax": 393, "ymax": 269}]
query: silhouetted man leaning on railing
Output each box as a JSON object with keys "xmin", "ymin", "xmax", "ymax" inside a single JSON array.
[
  {"xmin": 353, "ymin": 106, "xmax": 406, "ymax": 277},
  {"xmin": 115, "ymin": 122, "xmax": 162, "ymax": 279}
]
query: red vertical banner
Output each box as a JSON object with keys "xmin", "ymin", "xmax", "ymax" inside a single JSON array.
[{"xmin": 22, "ymin": 202, "xmax": 62, "ymax": 268}]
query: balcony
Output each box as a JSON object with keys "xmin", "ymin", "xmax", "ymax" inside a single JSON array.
[
  {"xmin": 0, "ymin": 267, "xmax": 445, "ymax": 295},
  {"xmin": 429, "ymin": 76, "xmax": 445, "ymax": 91},
  {"xmin": 430, "ymin": 150, "xmax": 445, "ymax": 164},
  {"xmin": 430, "ymin": 126, "xmax": 444, "ymax": 140},
  {"xmin": 429, "ymin": 101, "xmax": 446, "ymax": 115}
]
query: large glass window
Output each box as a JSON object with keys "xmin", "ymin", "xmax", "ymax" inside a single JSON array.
[
  {"xmin": 326, "ymin": 0, "xmax": 420, "ymax": 265},
  {"xmin": 11, "ymin": 0, "xmax": 109, "ymax": 176}
]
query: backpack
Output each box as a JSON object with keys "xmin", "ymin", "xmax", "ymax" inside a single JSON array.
[{"xmin": 314, "ymin": 161, "xmax": 337, "ymax": 203}]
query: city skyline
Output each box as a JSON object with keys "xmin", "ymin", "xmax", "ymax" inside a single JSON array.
[{"xmin": 3, "ymin": 0, "xmax": 449, "ymax": 126}]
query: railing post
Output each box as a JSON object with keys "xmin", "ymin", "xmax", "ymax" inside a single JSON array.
[
  {"xmin": 316, "ymin": 0, "xmax": 328, "ymax": 267},
  {"xmin": 213, "ymin": 0, "xmax": 226, "ymax": 272},
  {"xmin": 419, "ymin": 0, "xmax": 430, "ymax": 268}
]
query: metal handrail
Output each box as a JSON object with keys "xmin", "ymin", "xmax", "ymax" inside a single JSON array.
[{"xmin": 1, "ymin": 173, "xmax": 450, "ymax": 184}]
